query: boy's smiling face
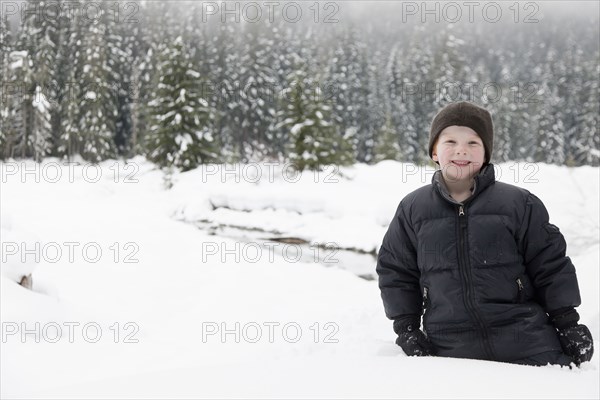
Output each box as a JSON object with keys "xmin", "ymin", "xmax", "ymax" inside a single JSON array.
[{"xmin": 432, "ymin": 126, "xmax": 486, "ymax": 184}]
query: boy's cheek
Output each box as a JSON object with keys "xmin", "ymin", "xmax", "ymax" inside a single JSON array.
[{"xmin": 471, "ymin": 162, "xmax": 484, "ymax": 172}]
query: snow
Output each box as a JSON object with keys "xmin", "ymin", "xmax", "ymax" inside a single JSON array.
[
  {"xmin": 33, "ymin": 86, "xmax": 50, "ymax": 114},
  {"xmin": 0, "ymin": 159, "xmax": 598, "ymax": 399},
  {"xmin": 0, "ymin": 216, "xmax": 39, "ymax": 282},
  {"xmin": 9, "ymin": 51, "xmax": 27, "ymax": 69},
  {"xmin": 174, "ymin": 132, "xmax": 191, "ymax": 151},
  {"xmin": 84, "ymin": 91, "xmax": 97, "ymax": 101},
  {"xmin": 173, "ymin": 113, "xmax": 182, "ymax": 125},
  {"xmin": 176, "ymin": 89, "xmax": 186, "ymax": 103},
  {"xmin": 290, "ymin": 120, "xmax": 315, "ymax": 135}
]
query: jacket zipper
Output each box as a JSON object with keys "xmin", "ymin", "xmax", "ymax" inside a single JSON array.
[
  {"xmin": 457, "ymin": 204, "xmax": 496, "ymax": 360},
  {"xmin": 422, "ymin": 286, "xmax": 429, "ymax": 326},
  {"xmin": 516, "ymin": 277, "xmax": 525, "ymax": 303}
]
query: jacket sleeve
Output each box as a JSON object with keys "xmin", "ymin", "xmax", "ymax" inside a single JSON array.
[
  {"xmin": 376, "ymin": 200, "xmax": 422, "ymax": 320},
  {"xmin": 518, "ymin": 193, "xmax": 581, "ymax": 313}
]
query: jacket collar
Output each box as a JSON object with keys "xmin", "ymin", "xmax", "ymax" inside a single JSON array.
[{"xmin": 432, "ymin": 163, "xmax": 496, "ymax": 205}]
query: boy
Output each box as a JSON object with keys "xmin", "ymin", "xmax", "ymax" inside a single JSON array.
[{"xmin": 376, "ymin": 101, "xmax": 594, "ymax": 367}]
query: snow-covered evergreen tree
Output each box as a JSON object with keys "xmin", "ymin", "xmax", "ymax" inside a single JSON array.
[
  {"xmin": 0, "ymin": 16, "xmax": 12, "ymax": 158},
  {"xmin": 226, "ymin": 22, "xmax": 277, "ymax": 161},
  {"xmin": 398, "ymin": 26, "xmax": 436, "ymax": 164},
  {"xmin": 534, "ymin": 48, "xmax": 566, "ymax": 165},
  {"xmin": 112, "ymin": 16, "xmax": 136, "ymax": 156},
  {"xmin": 58, "ymin": 6, "xmax": 84, "ymax": 159},
  {"xmin": 266, "ymin": 21, "xmax": 305, "ymax": 160},
  {"xmin": 146, "ymin": 36, "xmax": 218, "ymax": 171},
  {"xmin": 130, "ymin": 2, "xmax": 171, "ymax": 155},
  {"xmin": 374, "ymin": 113, "xmax": 401, "ymax": 163},
  {"xmin": 557, "ymin": 38, "xmax": 598, "ymax": 166},
  {"xmin": 204, "ymin": 22, "xmax": 240, "ymax": 162},
  {"xmin": 30, "ymin": 86, "xmax": 52, "ymax": 161},
  {"xmin": 279, "ymin": 57, "xmax": 353, "ymax": 171},
  {"xmin": 69, "ymin": 3, "xmax": 119, "ymax": 161},
  {"xmin": 51, "ymin": 2, "xmax": 77, "ymax": 157},
  {"xmin": 11, "ymin": 0, "xmax": 57, "ymax": 158},
  {"xmin": 575, "ymin": 53, "xmax": 599, "ymax": 166},
  {"xmin": 4, "ymin": 51, "xmax": 51, "ymax": 159},
  {"xmin": 326, "ymin": 27, "xmax": 364, "ymax": 160},
  {"xmin": 0, "ymin": 14, "xmax": 10, "ymax": 78},
  {"xmin": 354, "ymin": 45, "xmax": 379, "ymax": 163},
  {"xmin": 433, "ymin": 24, "xmax": 470, "ymax": 104}
]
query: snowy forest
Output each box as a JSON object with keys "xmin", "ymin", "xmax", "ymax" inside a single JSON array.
[{"xmin": 0, "ymin": 1, "xmax": 598, "ymax": 170}]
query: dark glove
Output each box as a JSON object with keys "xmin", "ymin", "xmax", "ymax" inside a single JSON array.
[
  {"xmin": 549, "ymin": 307, "xmax": 594, "ymax": 366},
  {"xmin": 393, "ymin": 315, "xmax": 436, "ymax": 357},
  {"xmin": 557, "ymin": 325, "xmax": 594, "ymax": 366}
]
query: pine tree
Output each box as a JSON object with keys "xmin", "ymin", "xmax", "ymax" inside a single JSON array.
[
  {"xmin": 184, "ymin": 3, "xmax": 210, "ymax": 78},
  {"xmin": 399, "ymin": 26, "xmax": 436, "ymax": 164},
  {"xmin": 0, "ymin": 16, "xmax": 12, "ymax": 158},
  {"xmin": 352, "ymin": 43, "xmax": 378, "ymax": 163},
  {"xmin": 112, "ymin": 14, "xmax": 136, "ymax": 156},
  {"xmin": 130, "ymin": 1, "xmax": 173, "ymax": 156},
  {"xmin": 145, "ymin": 36, "xmax": 218, "ymax": 171},
  {"xmin": 11, "ymin": 0, "xmax": 58, "ymax": 158},
  {"xmin": 374, "ymin": 112, "xmax": 401, "ymax": 163},
  {"xmin": 227, "ymin": 22, "xmax": 277, "ymax": 161},
  {"xmin": 131, "ymin": 45, "xmax": 155, "ymax": 155},
  {"xmin": 30, "ymin": 86, "xmax": 52, "ymax": 161},
  {"xmin": 534, "ymin": 49, "xmax": 566, "ymax": 165},
  {"xmin": 534, "ymin": 84, "xmax": 566, "ymax": 165},
  {"xmin": 573, "ymin": 52, "xmax": 599, "ymax": 166},
  {"xmin": 0, "ymin": 14, "xmax": 10, "ymax": 77},
  {"xmin": 57, "ymin": 0, "xmax": 119, "ymax": 161},
  {"xmin": 433, "ymin": 24, "xmax": 470, "ymax": 104},
  {"xmin": 130, "ymin": 16, "xmax": 158, "ymax": 156},
  {"xmin": 75, "ymin": 3, "xmax": 120, "ymax": 161},
  {"xmin": 207, "ymin": 22, "xmax": 242, "ymax": 162},
  {"xmin": 4, "ymin": 50, "xmax": 51, "ymax": 159},
  {"xmin": 279, "ymin": 57, "xmax": 353, "ymax": 171},
  {"xmin": 558, "ymin": 38, "xmax": 597, "ymax": 166},
  {"xmin": 58, "ymin": 6, "xmax": 84, "ymax": 159},
  {"xmin": 51, "ymin": 1, "xmax": 77, "ymax": 157},
  {"xmin": 326, "ymin": 27, "xmax": 364, "ymax": 159},
  {"xmin": 266, "ymin": 21, "xmax": 304, "ymax": 161},
  {"xmin": 385, "ymin": 45, "xmax": 402, "ymax": 112}
]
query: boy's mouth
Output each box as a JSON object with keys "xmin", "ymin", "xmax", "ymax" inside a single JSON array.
[{"xmin": 452, "ymin": 161, "xmax": 471, "ymax": 166}]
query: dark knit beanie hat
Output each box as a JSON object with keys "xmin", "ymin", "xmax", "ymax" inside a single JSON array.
[{"xmin": 429, "ymin": 101, "xmax": 494, "ymax": 165}]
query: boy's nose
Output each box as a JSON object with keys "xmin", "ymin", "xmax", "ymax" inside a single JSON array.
[{"xmin": 456, "ymin": 144, "xmax": 468, "ymax": 154}]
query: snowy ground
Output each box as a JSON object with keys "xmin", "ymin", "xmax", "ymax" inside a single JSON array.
[{"xmin": 1, "ymin": 158, "xmax": 598, "ymax": 399}]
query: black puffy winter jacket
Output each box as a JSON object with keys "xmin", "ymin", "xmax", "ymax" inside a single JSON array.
[{"xmin": 376, "ymin": 163, "xmax": 582, "ymax": 362}]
